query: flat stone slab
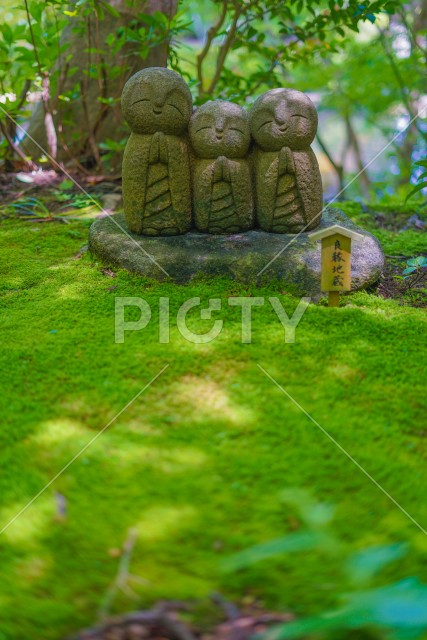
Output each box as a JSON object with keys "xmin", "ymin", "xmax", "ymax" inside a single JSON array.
[{"xmin": 88, "ymin": 207, "xmax": 384, "ymax": 295}]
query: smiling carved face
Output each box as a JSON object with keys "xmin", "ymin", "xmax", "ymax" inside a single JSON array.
[
  {"xmin": 249, "ymin": 88, "xmax": 317, "ymax": 152},
  {"xmin": 189, "ymin": 101, "xmax": 251, "ymax": 159},
  {"xmin": 121, "ymin": 68, "xmax": 193, "ymax": 135}
]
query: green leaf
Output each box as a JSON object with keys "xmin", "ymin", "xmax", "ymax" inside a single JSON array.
[
  {"xmin": 100, "ymin": 1, "xmax": 121, "ymax": 18},
  {"xmin": 403, "ymin": 267, "xmax": 416, "ymax": 275},
  {"xmin": 348, "ymin": 543, "xmax": 407, "ymax": 583},
  {"xmin": 405, "ymin": 181, "xmax": 427, "ymax": 202},
  {"xmin": 271, "ymin": 579, "xmax": 427, "ymax": 639},
  {"xmin": 29, "ymin": 0, "xmax": 43, "ymax": 22},
  {"xmin": 347, "ymin": 543, "xmax": 407, "ymax": 585},
  {"xmin": 94, "ymin": 3, "xmax": 105, "ymax": 20},
  {"xmin": 1, "ymin": 24, "xmax": 14, "ymax": 45},
  {"xmin": 58, "ymin": 179, "xmax": 74, "ymax": 191},
  {"xmin": 247, "ymin": 26, "xmax": 257, "ymax": 38},
  {"xmin": 221, "ymin": 531, "xmax": 325, "ymax": 573},
  {"xmin": 407, "ymin": 257, "xmax": 426, "ymax": 267}
]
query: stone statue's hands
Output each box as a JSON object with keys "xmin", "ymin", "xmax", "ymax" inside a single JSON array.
[
  {"xmin": 149, "ymin": 131, "xmax": 168, "ymax": 164},
  {"xmin": 213, "ymin": 156, "xmax": 231, "ymax": 182},
  {"xmin": 278, "ymin": 146, "xmax": 295, "ymax": 176},
  {"xmin": 151, "ymin": 131, "xmax": 165, "ymax": 143},
  {"xmin": 216, "ymin": 155, "xmax": 227, "ymax": 171}
]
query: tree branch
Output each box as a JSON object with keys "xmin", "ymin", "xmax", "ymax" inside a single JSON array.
[
  {"xmin": 80, "ymin": 80, "xmax": 101, "ymax": 169},
  {"xmin": 344, "ymin": 112, "xmax": 371, "ymax": 198},
  {"xmin": 16, "ymin": 79, "xmax": 31, "ymax": 112},
  {"xmin": 316, "ymin": 132, "xmax": 342, "ymax": 176},
  {"xmin": 207, "ymin": 2, "xmax": 241, "ymax": 95},
  {"xmin": 197, "ymin": 0, "xmax": 229, "ymax": 97},
  {"xmin": 0, "ymin": 121, "xmax": 37, "ymax": 170},
  {"xmin": 24, "ymin": 0, "xmax": 57, "ymax": 158},
  {"xmin": 397, "ymin": 9, "xmax": 427, "ymax": 56},
  {"xmin": 377, "ymin": 25, "xmax": 425, "ymax": 138}
]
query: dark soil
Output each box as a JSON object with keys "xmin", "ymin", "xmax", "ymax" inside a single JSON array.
[
  {"xmin": 373, "ymin": 210, "xmax": 426, "ymax": 233},
  {"xmin": 70, "ymin": 600, "xmax": 293, "ymax": 640},
  {"xmin": 375, "ymin": 256, "xmax": 427, "ymax": 308}
]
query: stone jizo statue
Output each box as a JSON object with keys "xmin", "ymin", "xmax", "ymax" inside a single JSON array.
[
  {"xmin": 189, "ymin": 101, "xmax": 254, "ymax": 234},
  {"xmin": 92, "ymin": 71, "xmax": 381, "ymax": 292},
  {"xmin": 121, "ymin": 69, "xmax": 323, "ymax": 236},
  {"xmin": 249, "ymin": 88, "xmax": 323, "ymax": 233},
  {"xmin": 121, "ymin": 67, "xmax": 193, "ymax": 236}
]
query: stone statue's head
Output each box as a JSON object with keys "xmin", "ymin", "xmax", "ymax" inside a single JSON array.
[
  {"xmin": 189, "ymin": 100, "xmax": 250, "ymax": 159},
  {"xmin": 121, "ymin": 67, "xmax": 193, "ymax": 135},
  {"xmin": 249, "ymin": 88, "xmax": 317, "ymax": 152}
]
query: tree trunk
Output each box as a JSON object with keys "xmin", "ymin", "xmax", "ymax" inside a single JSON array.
[
  {"xmin": 316, "ymin": 132, "xmax": 345, "ymax": 195},
  {"xmin": 20, "ymin": 0, "xmax": 177, "ymax": 170},
  {"xmin": 344, "ymin": 114, "xmax": 371, "ymax": 200}
]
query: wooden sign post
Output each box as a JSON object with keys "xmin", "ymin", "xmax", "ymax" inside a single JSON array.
[{"xmin": 308, "ymin": 225, "xmax": 364, "ymax": 306}]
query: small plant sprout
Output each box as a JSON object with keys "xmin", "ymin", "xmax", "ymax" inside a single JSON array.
[
  {"xmin": 3, "ymin": 196, "xmax": 51, "ymax": 219},
  {"xmin": 402, "ymin": 256, "xmax": 427, "ymax": 289}
]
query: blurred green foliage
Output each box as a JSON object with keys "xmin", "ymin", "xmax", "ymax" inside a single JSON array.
[
  {"xmin": 224, "ymin": 490, "xmax": 427, "ymax": 639},
  {"xmin": 1, "ymin": 0, "xmax": 425, "ymax": 196}
]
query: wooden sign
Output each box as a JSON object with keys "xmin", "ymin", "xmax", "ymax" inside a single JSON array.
[
  {"xmin": 321, "ymin": 233, "xmax": 351, "ymax": 292},
  {"xmin": 308, "ymin": 225, "xmax": 364, "ymax": 307}
]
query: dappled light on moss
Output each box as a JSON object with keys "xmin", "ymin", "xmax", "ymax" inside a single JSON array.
[
  {"xmin": 0, "ymin": 494, "xmax": 56, "ymax": 546},
  {"xmin": 56, "ymin": 281, "xmax": 95, "ymax": 299},
  {"xmin": 0, "ymin": 216, "xmax": 426, "ymax": 638},
  {"xmin": 108, "ymin": 443, "xmax": 208, "ymax": 472},
  {"xmin": 14, "ymin": 555, "xmax": 52, "ymax": 584},
  {"xmin": 31, "ymin": 418, "xmax": 90, "ymax": 448},
  {"xmin": 134, "ymin": 505, "xmax": 197, "ymax": 542},
  {"xmin": 325, "ymin": 362, "xmax": 358, "ymax": 381},
  {"xmin": 173, "ymin": 375, "xmax": 253, "ymax": 425}
]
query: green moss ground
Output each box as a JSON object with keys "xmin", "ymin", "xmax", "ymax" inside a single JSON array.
[{"xmin": 0, "ymin": 214, "xmax": 426, "ymax": 639}]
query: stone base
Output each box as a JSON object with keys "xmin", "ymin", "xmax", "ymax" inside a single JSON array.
[{"xmin": 88, "ymin": 208, "xmax": 384, "ymax": 296}]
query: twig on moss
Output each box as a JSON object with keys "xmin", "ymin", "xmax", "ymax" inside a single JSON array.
[{"xmin": 98, "ymin": 527, "xmax": 148, "ymax": 620}]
